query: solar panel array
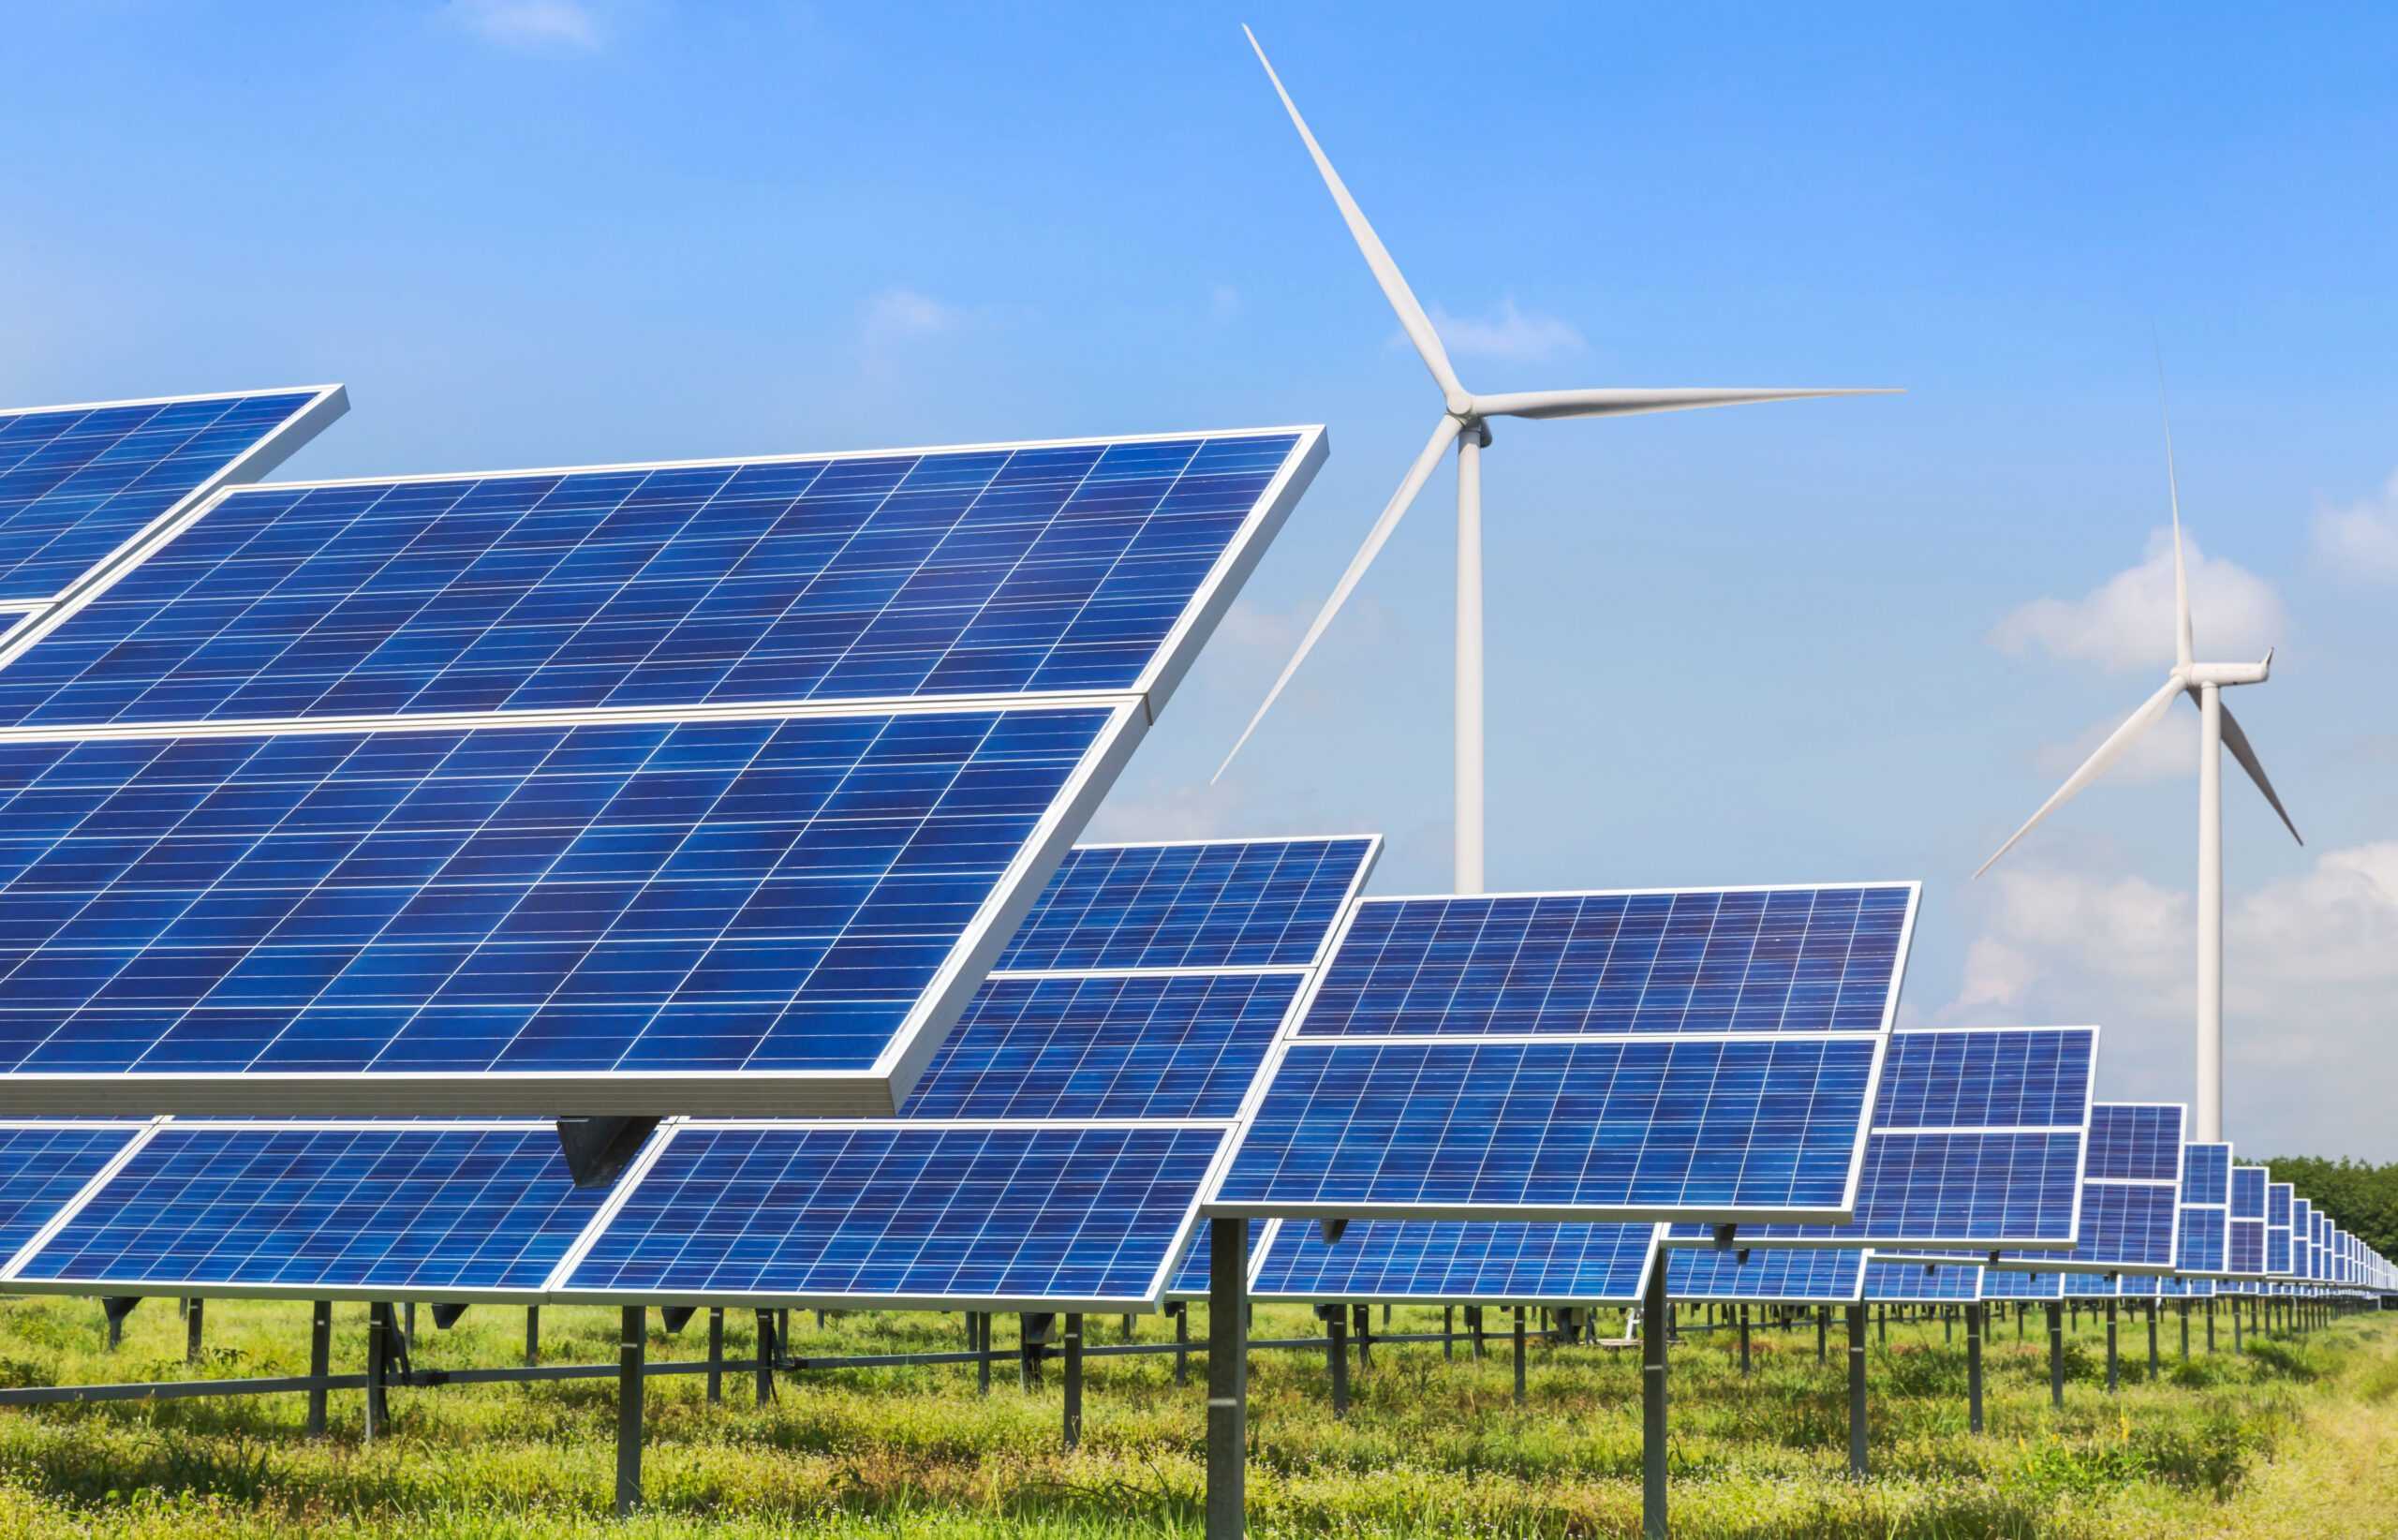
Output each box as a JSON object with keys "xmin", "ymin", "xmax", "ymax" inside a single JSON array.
[
  {"xmin": 1249, "ymin": 1219, "xmax": 1661, "ymax": 1305},
  {"xmin": 1863, "ymin": 1257, "xmax": 1982, "ymax": 1304},
  {"xmin": 1206, "ymin": 883, "xmax": 1920, "ymax": 1223},
  {"xmin": 0, "ymin": 389, "xmax": 342, "ymax": 609},
  {"xmin": 1988, "ymin": 1103, "xmax": 2184, "ymax": 1278},
  {"xmin": 1662, "ymin": 1025, "xmax": 2094, "ymax": 1251},
  {"xmin": 0, "ymin": 428, "xmax": 1327, "ymax": 1117},
  {"xmin": 1665, "ymin": 1245, "xmax": 1864, "ymax": 1304}
]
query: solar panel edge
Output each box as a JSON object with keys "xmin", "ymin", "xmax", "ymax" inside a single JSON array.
[{"xmin": 0, "ymin": 1117, "xmax": 167, "ymax": 1283}]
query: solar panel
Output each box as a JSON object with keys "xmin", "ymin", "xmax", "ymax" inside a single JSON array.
[
  {"xmin": 1168, "ymin": 1218, "xmax": 1268, "ymax": 1299},
  {"xmin": 1249, "ymin": 1219, "xmax": 1660, "ymax": 1305},
  {"xmin": 0, "ymin": 388, "xmax": 344, "ymax": 610},
  {"xmin": 0, "ymin": 1119, "xmax": 147, "ymax": 1265},
  {"xmin": 1977, "ymin": 1268, "xmax": 2064, "ymax": 1301},
  {"xmin": 0, "ymin": 1120, "xmax": 605, "ymax": 1299},
  {"xmin": 993, "ymin": 837, "xmax": 1376, "ymax": 973},
  {"xmin": 1666, "ymin": 1245, "xmax": 1863, "ymax": 1304},
  {"xmin": 2228, "ymin": 1164, "xmax": 2267, "ymax": 1277},
  {"xmin": 2267, "ymin": 1181, "xmax": 2293, "ymax": 1275},
  {"xmin": 1661, "ymin": 1025, "xmax": 2094, "ymax": 1250},
  {"xmin": 2176, "ymin": 1142, "xmax": 2230, "ymax": 1277},
  {"xmin": 1206, "ymin": 883, "xmax": 1920, "ymax": 1225},
  {"xmin": 555, "ymin": 1120, "xmax": 1225, "ymax": 1309},
  {"xmin": 0, "ymin": 706, "xmax": 1133, "ymax": 1113},
  {"xmin": 2291, "ymin": 1197, "xmax": 2313, "ymax": 1281},
  {"xmin": 1863, "ymin": 1258, "xmax": 1982, "ymax": 1303},
  {"xmin": 0, "ymin": 431, "xmax": 1317, "ymax": 732},
  {"xmin": 1987, "ymin": 1103, "xmax": 2184, "ymax": 1277}
]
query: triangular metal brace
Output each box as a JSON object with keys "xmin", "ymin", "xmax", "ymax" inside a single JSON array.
[
  {"xmin": 1318, "ymin": 1218, "xmax": 1347, "ymax": 1246},
  {"xmin": 555, "ymin": 1117, "xmax": 661, "ymax": 1189},
  {"xmin": 430, "ymin": 1302, "xmax": 471, "ymax": 1330},
  {"xmin": 1711, "ymin": 1223, "xmax": 1738, "ymax": 1251}
]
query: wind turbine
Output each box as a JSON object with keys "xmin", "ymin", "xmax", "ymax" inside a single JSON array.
[
  {"xmin": 1217, "ymin": 27, "xmax": 1894, "ymax": 894},
  {"xmin": 1974, "ymin": 401, "xmax": 2301, "ymax": 1144}
]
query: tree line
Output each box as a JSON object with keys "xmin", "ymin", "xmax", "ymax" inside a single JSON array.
[{"xmin": 2255, "ymin": 1155, "xmax": 2398, "ymax": 1261}]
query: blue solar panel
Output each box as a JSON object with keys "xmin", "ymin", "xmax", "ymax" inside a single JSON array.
[
  {"xmin": 559, "ymin": 1121, "xmax": 1223, "ymax": 1307},
  {"xmin": 1251, "ymin": 1219, "xmax": 1658, "ymax": 1303},
  {"xmin": 1661, "ymin": 1026, "xmax": 2094, "ymax": 1249},
  {"xmin": 1978, "ymin": 1268, "xmax": 2064, "ymax": 1301},
  {"xmin": 1986, "ymin": 1103, "xmax": 2182, "ymax": 1277},
  {"xmin": 1863, "ymin": 1258, "xmax": 1981, "ymax": 1303},
  {"xmin": 5, "ymin": 1122, "xmax": 604, "ymax": 1296},
  {"xmin": 2230, "ymin": 1164, "xmax": 2266, "ymax": 1221},
  {"xmin": 1667, "ymin": 1245, "xmax": 1862, "ymax": 1303},
  {"xmin": 2267, "ymin": 1181, "xmax": 2293, "ymax": 1275},
  {"xmin": 1213, "ymin": 1034, "xmax": 1881, "ymax": 1222},
  {"xmin": 901, "ymin": 971, "xmax": 1299, "ymax": 1120},
  {"xmin": 2177, "ymin": 1143, "xmax": 2229, "ymax": 1276},
  {"xmin": 0, "ymin": 1121, "xmax": 143, "ymax": 1264},
  {"xmin": 1169, "ymin": 1217, "xmax": 1267, "ymax": 1298},
  {"xmin": 993, "ymin": 837, "xmax": 1375, "ymax": 972},
  {"xmin": 0, "ymin": 389, "xmax": 340, "ymax": 606},
  {"xmin": 2084, "ymin": 1103, "xmax": 2183, "ymax": 1180},
  {"xmin": 2292, "ymin": 1197, "xmax": 2313, "ymax": 1280},
  {"xmin": 0, "ymin": 706, "xmax": 1124, "ymax": 1109},
  {"xmin": 0, "ymin": 432, "xmax": 1313, "ymax": 730},
  {"xmin": 1295, "ymin": 885, "xmax": 1915, "ymax": 1038}
]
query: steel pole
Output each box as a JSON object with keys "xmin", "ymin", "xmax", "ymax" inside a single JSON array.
[
  {"xmin": 1206, "ymin": 1217, "xmax": 1249, "ymax": 1540},
  {"xmin": 1454, "ymin": 426, "xmax": 1484, "ymax": 894},
  {"xmin": 616, "ymin": 1306, "xmax": 644, "ymax": 1517},
  {"xmin": 306, "ymin": 1301, "xmax": 332, "ymax": 1436},
  {"xmin": 1063, "ymin": 1313, "xmax": 1084, "ymax": 1447},
  {"xmin": 2048, "ymin": 1303, "xmax": 2065, "ymax": 1410},
  {"xmin": 1846, "ymin": 1304, "xmax": 1868, "ymax": 1476},
  {"xmin": 1641, "ymin": 1259, "xmax": 1668, "ymax": 1540},
  {"xmin": 1965, "ymin": 1303, "xmax": 1983, "ymax": 1434},
  {"xmin": 2198, "ymin": 682, "xmax": 2224, "ymax": 1141}
]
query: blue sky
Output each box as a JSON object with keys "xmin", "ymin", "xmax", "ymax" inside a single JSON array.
[{"xmin": 6, "ymin": 2, "xmax": 2396, "ymax": 1155}]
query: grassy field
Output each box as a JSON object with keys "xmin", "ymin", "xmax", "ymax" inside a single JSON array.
[{"xmin": 0, "ymin": 1292, "xmax": 2391, "ymax": 1539}]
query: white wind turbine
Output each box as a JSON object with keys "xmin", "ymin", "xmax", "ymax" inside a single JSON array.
[
  {"xmin": 1974, "ymin": 400, "xmax": 2301, "ymax": 1144},
  {"xmin": 1216, "ymin": 27, "xmax": 1894, "ymax": 894}
]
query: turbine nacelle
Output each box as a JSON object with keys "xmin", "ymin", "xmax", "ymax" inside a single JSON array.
[{"xmin": 2183, "ymin": 657, "xmax": 2270, "ymax": 689}]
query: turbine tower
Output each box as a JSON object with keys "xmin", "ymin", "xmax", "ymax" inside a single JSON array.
[
  {"xmin": 1217, "ymin": 27, "xmax": 1893, "ymax": 894},
  {"xmin": 1975, "ymin": 405, "xmax": 2301, "ymax": 1143}
]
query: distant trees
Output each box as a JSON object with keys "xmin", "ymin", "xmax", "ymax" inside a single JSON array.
[{"xmin": 2257, "ymin": 1156, "xmax": 2398, "ymax": 1260}]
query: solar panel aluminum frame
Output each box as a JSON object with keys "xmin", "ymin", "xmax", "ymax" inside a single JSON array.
[
  {"xmin": 0, "ymin": 425, "xmax": 1327, "ymax": 745},
  {"xmin": 1240, "ymin": 1218, "xmax": 1667, "ymax": 1308},
  {"xmin": 1201, "ymin": 880, "xmax": 1922, "ymax": 1225},
  {"xmin": 1656, "ymin": 1023, "xmax": 2097, "ymax": 1252},
  {"xmin": 0, "ymin": 695, "xmax": 1151, "ymax": 1118},
  {"xmin": 0, "ymin": 1118, "xmax": 586, "ymax": 1305},
  {"xmin": 0, "ymin": 386, "xmax": 348, "ymax": 623},
  {"xmin": 543, "ymin": 1116, "xmax": 1233, "ymax": 1313}
]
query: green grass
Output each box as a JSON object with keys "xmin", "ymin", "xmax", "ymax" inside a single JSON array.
[{"xmin": 0, "ymin": 1294, "xmax": 2391, "ymax": 1538}]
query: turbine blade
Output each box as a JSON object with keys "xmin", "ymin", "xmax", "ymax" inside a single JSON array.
[
  {"xmin": 2157, "ymin": 353, "xmax": 2195, "ymax": 670},
  {"xmin": 2214, "ymin": 699, "xmax": 2302, "ymax": 846},
  {"xmin": 1242, "ymin": 26, "xmax": 1466, "ymax": 403},
  {"xmin": 1214, "ymin": 415, "xmax": 1464, "ymax": 780},
  {"xmin": 1474, "ymin": 386, "xmax": 1900, "ymax": 422},
  {"xmin": 1973, "ymin": 674, "xmax": 2185, "ymax": 878}
]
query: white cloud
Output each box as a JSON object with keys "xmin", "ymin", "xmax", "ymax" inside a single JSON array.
[
  {"xmin": 1935, "ymin": 843, "xmax": 2398, "ymax": 1156},
  {"xmin": 450, "ymin": 0, "xmax": 601, "ymax": 49},
  {"xmin": 2311, "ymin": 469, "xmax": 2398, "ymax": 585},
  {"xmin": 1426, "ymin": 299, "xmax": 1585, "ymax": 363},
  {"xmin": 1988, "ymin": 528, "xmax": 2284, "ymax": 673},
  {"xmin": 854, "ymin": 287, "xmax": 958, "ymax": 378}
]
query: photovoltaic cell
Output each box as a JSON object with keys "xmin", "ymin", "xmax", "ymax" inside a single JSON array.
[
  {"xmin": 0, "ymin": 706, "xmax": 1124, "ymax": 1109},
  {"xmin": 2267, "ymin": 1182, "xmax": 2293, "ymax": 1275},
  {"xmin": 993, "ymin": 837, "xmax": 1374, "ymax": 972},
  {"xmin": 1978, "ymin": 1268, "xmax": 2064, "ymax": 1301},
  {"xmin": 1295, "ymin": 885, "xmax": 1914, "ymax": 1038},
  {"xmin": 0, "ymin": 1121, "xmax": 142, "ymax": 1263},
  {"xmin": 2291, "ymin": 1198, "xmax": 2313, "ymax": 1281},
  {"xmin": 1249, "ymin": 1219, "xmax": 1658, "ymax": 1304},
  {"xmin": 1864, "ymin": 1258, "xmax": 1982, "ymax": 1303},
  {"xmin": 1666, "ymin": 1245, "xmax": 1863, "ymax": 1303},
  {"xmin": 0, "ymin": 390, "xmax": 338, "ymax": 607},
  {"xmin": 0, "ymin": 433, "xmax": 1307, "ymax": 730},
  {"xmin": 1985, "ymin": 1103, "xmax": 2183, "ymax": 1277},
  {"xmin": 900, "ymin": 971, "xmax": 1301, "ymax": 1120},
  {"xmin": 558, "ymin": 1121, "xmax": 1225, "ymax": 1307},
  {"xmin": 1212, "ymin": 1034, "xmax": 1881, "ymax": 1221},
  {"xmin": 4, "ymin": 1123, "xmax": 603, "ymax": 1296},
  {"xmin": 2177, "ymin": 1142, "xmax": 2229, "ymax": 1276}
]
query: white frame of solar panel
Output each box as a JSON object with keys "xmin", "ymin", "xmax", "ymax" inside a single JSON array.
[
  {"xmin": 0, "ymin": 426, "xmax": 1330, "ymax": 1118},
  {"xmin": 1240, "ymin": 1218, "xmax": 1669, "ymax": 1309},
  {"xmin": 1201, "ymin": 880, "xmax": 1922, "ymax": 1225},
  {"xmin": 0, "ymin": 385, "xmax": 348, "ymax": 622},
  {"xmin": 1656, "ymin": 1023, "xmax": 2096, "ymax": 1252},
  {"xmin": 1986, "ymin": 1101, "xmax": 2187, "ymax": 1279}
]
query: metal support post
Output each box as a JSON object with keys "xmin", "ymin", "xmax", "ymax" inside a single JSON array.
[
  {"xmin": 1846, "ymin": 1304, "xmax": 1868, "ymax": 1477},
  {"xmin": 1062, "ymin": 1313, "xmax": 1084, "ymax": 1447},
  {"xmin": 755, "ymin": 1310, "xmax": 776, "ymax": 1404},
  {"xmin": 1817, "ymin": 1305, "xmax": 1828, "ymax": 1363},
  {"xmin": 1739, "ymin": 1303, "xmax": 1751, "ymax": 1376},
  {"xmin": 1640, "ymin": 1257, "xmax": 1668, "ymax": 1540},
  {"xmin": 2148, "ymin": 1300, "xmax": 2160, "ymax": 1380},
  {"xmin": 364, "ymin": 1303, "xmax": 390, "ymax": 1439},
  {"xmin": 185, "ymin": 1298, "xmax": 205, "ymax": 1365},
  {"xmin": 707, "ymin": 1308, "xmax": 724, "ymax": 1405},
  {"xmin": 1965, "ymin": 1303, "xmax": 1983, "ymax": 1434},
  {"xmin": 1174, "ymin": 1303, "xmax": 1190, "ymax": 1387},
  {"xmin": 1354, "ymin": 1302, "xmax": 1372, "ymax": 1370},
  {"xmin": 616, "ymin": 1306, "xmax": 644, "ymax": 1518},
  {"xmin": 2180, "ymin": 1300, "xmax": 2190, "ymax": 1360},
  {"xmin": 1443, "ymin": 1305, "xmax": 1454, "ymax": 1361},
  {"xmin": 1513, "ymin": 1305, "xmax": 1527, "ymax": 1405},
  {"xmin": 978, "ymin": 1311, "xmax": 995, "ymax": 1395},
  {"xmin": 1325, "ymin": 1306, "xmax": 1349, "ymax": 1418},
  {"xmin": 306, "ymin": 1301, "xmax": 332, "ymax": 1436},
  {"xmin": 2106, "ymin": 1298, "xmax": 2119, "ymax": 1393},
  {"xmin": 1875, "ymin": 1303, "xmax": 1886, "ymax": 1345},
  {"xmin": 2206, "ymin": 1299, "xmax": 2215, "ymax": 1353},
  {"xmin": 1206, "ymin": 1216, "xmax": 1249, "ymax": 1540},
  {"xmin": 2233, "ymin": 1299, "xmax": 2243, "ymax": 1353},
  {"xmin": 2048, "ymin": 1303, "xmax": 2065, "ymax": 1410},
  {"xmin": 1472, "ymin": 1304, "xmax": 1486, "ymax": 1359},
  {"xmin": 525, "ymin": 1306, "xmax": 540, "ymax": 1367}
]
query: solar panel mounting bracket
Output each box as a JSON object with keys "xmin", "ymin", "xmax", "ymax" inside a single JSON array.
[
  {"xmin": 555, "ymin": 1118, "xmax": 662, "ymax": 1190},
  {"xmin": 1318, "ymin": 1219, "xmax": 1347, "ymax": 1246},
  {"xmin": 1712, "ymin": 1224, "xmax": 1738, "ymax": 1251}
]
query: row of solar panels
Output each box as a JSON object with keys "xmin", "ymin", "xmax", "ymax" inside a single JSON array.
[{"xmin": 0, "ymin": 834, "xmax": 2378, "ymax": 1312}]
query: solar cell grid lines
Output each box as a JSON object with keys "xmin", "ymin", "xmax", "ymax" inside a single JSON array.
[
  {"xmin": 0, "ymin": 705, "xmax": 1133, "ymax": 1112},
  {"xmin": 1863, "ymin": 1258, "xmax": 1982, "ymax": 1303},
  {"xmin": 0, "ymin": 388, "xmax": 344, "ymax": 610},
  {"xmin": 0, "ymin": 1120, "xmax": 606, "ymax": 1300},
  {"xmin": 0, "ymin": 1120, "xmax": 147, "ymax": 1266},
  {"xmin": 1665, "ymin": 1245, "xmax": 1863, "ymax": 1304},
  {"xmin": 1248, "ymin": 1218, "xmax": 1661, "ymax": 1305},
  {"xmin": 1294, "ymin": 883, "xmax": 1916, "ymax": 1038},
  {"xmin": 0, "ymin": 430, "xmax": 1319, "ymax": 733},
  {"xmin": 2176, "ymin": 1143, "xmax": 2231, "ymax": 1277},
  {"xmin": 1990, "ymin": 1103, "xmax": 2185, "ymax": 1276},
  {"xmin": 2267, "ymin": 1181, "xmax": 2294, "ymax": 1275},
  {"xmin": 991, "ymin": 837, "xmax": 1376, "ymax": 973}
]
